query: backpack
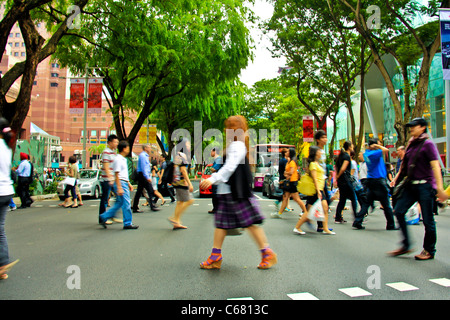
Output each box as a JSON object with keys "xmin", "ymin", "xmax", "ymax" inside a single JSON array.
[{"xmin": 162, "ymin": 161, "xmax": 174, "ymax": 183}]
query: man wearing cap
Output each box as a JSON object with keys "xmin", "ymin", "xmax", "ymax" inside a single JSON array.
[
  {"xmin": 388, "ymin": 118, "xmax": 448, "ymax": 260},
  {"xmin": 15, "ymin": 153, "xmax": 33, "ymax": 209},
  {"xmin": 352, "ymin": 138, "xmax": 396, "ymax": 230}
]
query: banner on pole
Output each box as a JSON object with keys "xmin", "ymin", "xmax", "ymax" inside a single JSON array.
[
  {"xmin": 88, "ymin": 78, "xmax": 102, "ymax": 114},
  {"xmin": 303, "ymin": 116, "xmax": 314, "ymax": 142},
  {"xmin": 440, "ymin": 9, "xmax": 450, "ymax": 80},
  {"xmin": 69, "ymin": 79, "xmax": 84, "ymax": 114},
  {"xmin": 138, "ymin": 124, "xmax": 157, "ymax": 144},
  {"xmin": 69, "ymin": 78, "xmax": 103, "ymax": 114}
]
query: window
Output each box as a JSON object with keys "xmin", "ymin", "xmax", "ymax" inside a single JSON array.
[
  {"xmin": 51, "ymin": 73, "xmax": 59, "ymax": 78},
  {"xmin": 14, "ymin": 52, "xmax": 18, "ymax": 56},
  {"xmin": 14, "ymin": 42, "xmax": 19, "ymax": 47},
  {"xmin": 51, "ymin": 63, "xmax": 60, "ymax": 68},
  {"xmin": 50, "ymin": 82, "xmax": 58, "ymax": 87},
  {"xmin": 100, "ymin": 130, "xmax": 107, "ymax": 137},
  {"xmin": 21, "ymin": 52, "xmax": 25, "ymax": 57},
  {"xmin": 15, "ymin": 33, "xmax": 20, "ymax": 37},
  {"xmin": 33, "ymin": 81, "xmax": 37, "ymax": 86},
  {"xmin": 91, "ymin": 130, "xmax": 97, "ymax": 137}
]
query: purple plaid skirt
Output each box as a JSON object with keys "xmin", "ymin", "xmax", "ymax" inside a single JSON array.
[{"xmin": 215, "ymin": 193, "xmax": 264, "ymax": 229}]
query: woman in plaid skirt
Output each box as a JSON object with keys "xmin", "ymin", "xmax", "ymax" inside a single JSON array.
[{"xmin": 199, "ymin": 116, "xmax": 277, "ymax": 270}]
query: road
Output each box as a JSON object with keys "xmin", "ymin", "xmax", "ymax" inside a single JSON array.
[{"xmin": 1, "ymin": 181, "xmax": 449, "ymax": 302}]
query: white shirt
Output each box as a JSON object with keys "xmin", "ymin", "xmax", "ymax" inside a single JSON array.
[
  {"xmin": 351, "ymin": 160, "xmax": 359, "ymax": 181},
  {"xmin": 0, "ymin": 139, "xmax": 14, "ymax": 196},
  {"xmin": 112, "ymin": 154, "xmax": 129, "ymax": 182},
  {"xmin": 209, "ymin": 141, "xmax": 246, "ymax": 195},
  {"xmin": 359, "ymin": 162, "xmax": 368, "ymax": 180}
]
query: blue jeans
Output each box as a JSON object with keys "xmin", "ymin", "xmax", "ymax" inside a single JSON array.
[
  {"xmin": 393, "ymin": 183, "xmax": 437, "ymax": 255},
  {"xmin": 100, "ymin": 181, "xmax": 133, "ymax": 227},
  {"xmin": 99, "ymin": 180, "xmax": 112, "ymax": 217},
  {"xmin": 0, "ymin": 195, "xmax": 13, "ymax": 267}
]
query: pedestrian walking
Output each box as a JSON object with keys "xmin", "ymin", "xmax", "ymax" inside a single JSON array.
[
  {"xmin": 209, "ymin": 147, "xmax": 222, "ymax": 214},
  {"xmin": 294, "ymin": 146, "xmax": 335, "ymax": 235},
  {"xmin": 334, "ymin": 141, "xmax": 357, "ymax": 224},
  {"xmin": 314, "ymin": 130, "xmax": 332, "ymax": 232},
  {"xmin": 58, "ymin": 156, "xmax": 78, "ymax": 208},
  {"xmin": 199, "ymin": 115, "xmax": 277, "ymax": 270},
  {"xmin": 100, "ymin": 140, "xmax": 139, "ymax": 230},
  {"xmin": 98, "ymin": 134, "xmax": 119, "ymax": 223},
  {"xmin": 274, "ymin": 148, "xmax": 293, "ymax": 212},
  {"xmin": 395, "ymin": 146, "xmax": 405, "ymax": 174},
  {"xmin": 151, "ymin": 159, "xmax": 165, "ymax": 205},
  {"xmin": 272, "ymin": 147, "xmax": 307, "ymax": 218},
  {"xmin": 15, "ymin": 152, "xmax": 33, "ymax": 208},
  {"xmin": 168, "ymin": 138, "xmax": 194, "ymax": 229},
  {"xmin": 353, "ymin": 139, "xmax": 396, "ymax": 230},
  {"xmin": 388, "ymin": 118, "xmax": 448, "ymax": 260},
  {"xmin": 0, "ymin": 118, "xmax": 19, "ymax": 280},
  {"xmin": 132, "ymin": 144, "xmax": 159, "ymax": 213},
  {"xmin": 159, "ymin": 155, "xmax": 176, "ymax": 203}
]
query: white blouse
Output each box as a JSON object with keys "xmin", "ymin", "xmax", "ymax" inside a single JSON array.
[
  {"xmin": 0, "ymin": 139, "xmax": 14, "ymax": 196},
  {"xmin": 208, "ymin": 141, "xmax": 246, "ymax": 195}
]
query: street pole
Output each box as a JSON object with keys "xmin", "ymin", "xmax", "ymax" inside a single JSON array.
[
  {"xmin": 446, "ymin": 80, "xmax": 450, "ymax": 172},
  {"xmin": 83, "ymin": 63, "xmax": 88, "ymax": 169}
]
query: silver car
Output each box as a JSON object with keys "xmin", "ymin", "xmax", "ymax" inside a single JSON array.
[{"xmin": 58, "ymin": 169, "xmax": 102, "ymax": 200}]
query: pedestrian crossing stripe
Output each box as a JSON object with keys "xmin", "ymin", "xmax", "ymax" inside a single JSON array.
[
  {"xmin": 228, "ymin": 278, "xmax": 450, "ymax": 300},
  {"xmin": 430, "ymin": 278, "xmax": 450, "ymax": 287},
  {"xmin": 287, "ymin": 292, "xmax": 319, "ymax": 300},
  {"xmin": 339, "ymin": 287, "xmax": 372, "ymax": 298},
  {"xmin": 386, "ymin": 282, "xmax": 419, "ymax": 292}
]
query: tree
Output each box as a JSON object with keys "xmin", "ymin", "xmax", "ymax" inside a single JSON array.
[
  {"xmin": 54, "ymin": 0, "xmax": 253, "ymax": 152},
  {"xmin": 264, "ymin": 0, "xmax": 371, "ymax": 154},
  {"xmin": 331, "ymin": 0, "xmax": 450, "ymax": 145},
  {"xmin": 0, "ymin": 0, "xmax": 90, "ymax": 139}
]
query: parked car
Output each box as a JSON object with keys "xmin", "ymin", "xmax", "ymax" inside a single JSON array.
[
  {"xmin": 197, "ymin": 164, "xmax": 213, "ymax": 197},
  {"xmin": 262, "ymin": 166, "xmax": 308, "ymax": 200},
  {"xmin": 57, "ymin": 169, "xmax": 102, "ymax": 200},
  {"xmin": 262, "ymin": 166, "xmax": 283, "ymax": 199}
]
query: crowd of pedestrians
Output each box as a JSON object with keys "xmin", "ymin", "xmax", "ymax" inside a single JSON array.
[
  {"xmin": 275, "ymin": 118, "xmax": 448, "ymax": 262},
  {"xmin": 1, "ymin": 116, "xmax": 449, "ymax": 281}
]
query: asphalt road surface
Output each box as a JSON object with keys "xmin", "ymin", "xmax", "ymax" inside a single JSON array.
[{"xmin": 1, "ymin": 181, "xmax": 449, "ymax": 302}]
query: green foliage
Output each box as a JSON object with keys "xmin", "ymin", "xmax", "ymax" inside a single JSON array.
[{"xmin": 54, "ymin": 0, "xmax": 252, "ymax": 145}]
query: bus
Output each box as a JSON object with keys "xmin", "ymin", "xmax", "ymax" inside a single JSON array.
[{"xmin": 251, "ymin": 144, "xmax": 295, "ymax": 189}]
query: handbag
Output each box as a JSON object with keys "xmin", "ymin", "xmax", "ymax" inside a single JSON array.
[
  {"xmin": 297, "ymin": 173, "xmax": 316, "ymax": 196},
  {"xmin": 393, "ymin": 140, "xmax": 426, "ymax": 198}
]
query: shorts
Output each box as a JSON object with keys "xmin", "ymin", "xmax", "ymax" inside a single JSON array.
[
  {"xmin": 306, "ymin": 190, "xmax": 326, "ymax": 207},
  {"xmin": 284, "ymin": 180, "xmax": 298, "ymax": 193},
  {"xmin": 175, "ymin": 187, "xmax": 192, "ymax": 202}
]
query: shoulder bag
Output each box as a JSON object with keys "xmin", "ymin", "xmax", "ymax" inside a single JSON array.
[{"xmin": 393, "ymin": 140, "xmax": 426, "ymax": 198}]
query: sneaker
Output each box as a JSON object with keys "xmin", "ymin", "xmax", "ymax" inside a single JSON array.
[
  {"xmin": 293, "ymin": 228, "xmax": 305, "ymax": 235},
  {"xmin": 271, "ymin": 212, "xmax": 282, "ymax": 219},
  {"xmin": 414, "ymin": 249, "xmax": 434, "ymax": 260},
  {"xmin": 334, "ymin": 219, "xmax": 347, "ymax": 224}
]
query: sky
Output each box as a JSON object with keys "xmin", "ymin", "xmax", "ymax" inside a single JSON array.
[{"xmin": 239, "ymin": 0, "xmax": 286, "ymax": 88}]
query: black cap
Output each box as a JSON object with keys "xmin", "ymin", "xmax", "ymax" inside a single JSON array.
[{"xmin": 405, "ymin": 117, "xmax": 428, "ymax": 127}]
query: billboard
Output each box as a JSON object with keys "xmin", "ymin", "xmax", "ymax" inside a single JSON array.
[{"xmin": 440, "ymin": 9, "xmax": 450, "ymax": 80}]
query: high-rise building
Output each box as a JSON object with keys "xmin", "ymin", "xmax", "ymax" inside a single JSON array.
[{"xmin": 0, "ymin": 8, "xmax": 144, "ymax": 165}]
